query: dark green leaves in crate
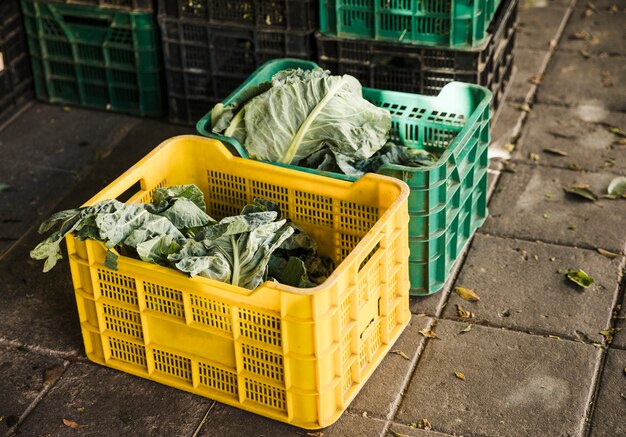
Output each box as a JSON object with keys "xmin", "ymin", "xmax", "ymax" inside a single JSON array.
[{"xmin": 31, "ymin": 185, "xmax": 333, "ymax": 290}]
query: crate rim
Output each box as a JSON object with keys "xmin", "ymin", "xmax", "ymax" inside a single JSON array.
[
  {"xmin": 79, "ymin": 134, "xmax": 410, "ymax": 296},
  {"xmin": 196, "ymin": 58, "xmax": 492, "ymax": 180}
]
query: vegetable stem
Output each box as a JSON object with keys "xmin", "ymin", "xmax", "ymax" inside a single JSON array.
[
  {"xmin": 225, "ymin": 108, "xmax": 245, "ymax": 137},
  {"xmin": 280, "ymin": 77, "xmax": 348, "ymax": 164},
  {"xmin": 230, "ymin": 235, "xmax": 240, "ymax": 286}
]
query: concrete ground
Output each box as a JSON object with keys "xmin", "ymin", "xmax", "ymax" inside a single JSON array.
[{"xmin": 1, "ymin": 0, "xmax": 625, "ymax": 436}]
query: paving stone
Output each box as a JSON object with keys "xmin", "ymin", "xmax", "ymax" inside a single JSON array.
[
  {"xmin": 536, "ymin": 53, "xmax": 626, "ymax": 112},
  {"xmin": 387, "ymin": 422, "xmax": 457, "ymax": 436},
  {"xmin": 560, "ymin": 5, "xmax": 626, "ymax": 56},
  {"xmin": 0, "ymin": 103, "xmax": 141, "ymax": 171},
  {"xmin": 0, "ymin": 230, "xmax": 85, "ymax": 354},
  {"xmin": 0, "ymin": 121, "xmax": 192, "ymax": 354},
  {"xmin": 0, "ymin": 346, "xmax": 65, "ymax": 430},
  {"xmin": 589, "ymin": 348, "xmax": 626, "ymax": 437},
  {"xmin": 516, "ymin": 6, "xmax": 570, "ymax": 50},
  {"xmin": 506, "ymin": 49, "xmax": 547, "ymax": 103},
  {"xmin": 197, "ymin": 403, "xmax": 386, "ymax": 437},
  {"xmin": 0, "ymin": 162, "xmax": 77, "ymax": 257},
  {"xmin": 490, "ymin": 101, "xmax": 525, "ymax": 151},
  {"xmin": 481, "ymin": 162, "xmax": 626, "ymax": 253},
  {"xmin": 395, "ymin": 320, "xmax": 602, "ymax": 437},
  {"xmin": 350, "ymin": 315, "xmax": 431, "ymax": 419},
  {"xmin": 442, "ymin": 233, "xmax": 622, "ymax": 341},
  {"xmin": 514, "ymin": 103, "xmax": 626, "ymax": 175},
  {"xmin": 16, "ymin": 362, "xmax": 211, "ymax": 436}
]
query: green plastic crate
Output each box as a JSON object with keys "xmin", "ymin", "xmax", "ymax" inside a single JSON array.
[
  {"xmin": 320, "ymin": 0, "xmax": 502, "ymax": 48},
  {"xmin": 21, "ymin": 0, "xmax": 164, "ymax": 116},
  {"xmin": 196, "ymin": 59, "xmax": 491, "ymax": 296}
]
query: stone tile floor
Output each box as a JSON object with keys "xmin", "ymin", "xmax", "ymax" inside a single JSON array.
[{"xmin": 1, "ymin": 0, "xmax": 625, "ymax": 436}]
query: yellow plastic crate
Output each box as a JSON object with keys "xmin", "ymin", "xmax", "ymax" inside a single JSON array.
[{"xmin": 66, "ymin": 135, "xmax": 410, "ymax": 429}]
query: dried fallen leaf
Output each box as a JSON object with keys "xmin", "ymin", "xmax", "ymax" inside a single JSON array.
[
  {"xmin": 609, "ymin": 4, "xmax": 618, "ymax": 13},
  {"xmin": 571, "ymin": 30, "xmax": 591, "ymax": 40},
  {"xmin": 307, "ymin": 432, "xmax": 324, "ymax": 437},
  {"xmin": 417, "ymin": 418, "xmax": 432, "ymax": 430},
  {"xmin": 510, "ymin": 102, "xmax": 531, "ymax": 112},
  {"xmin": 543, "ymin": 213, "xmax": 550, "ymax": 220},
  {"xmin": 454, "ymin": 286, "xmax": 480, "ymax": 302},
  {"xmin": 545, "ymin": 192, "xmax": 553, "ymax": 199},
  {"xmin": 528, "ymin": 73, "xmax": 543, "ymax": 85},
  {"xmin": 390, "ymin": 431, "xmax": 410, "ymax": 437},
  {"xmin": 597, "ymin": 248, "xmax": 619, "ymax": 258},
  {"xmin": 460, "ymin": 324, "xmax": 473, "ymax": 334},
  {"xmin": 566, "ymin": 269, "xmax": 594, "ymax": 288},
  {"xmin": 579, "ymin": 49, "xmax": 591, "ymax": 59},
  {"xmin": 608, "ymin": 127, "xmax": 626, "ymax": 137},
  {"xmin": 43, "ymin": 364, "xmax": 65, "ymax": 387},
  {"xmin": 547, "ymin": 131, "xmax": 576, "ymax": 139},
  {"xmin": 529, "ymin": 152, "xmax": 540, "ymax": 161},
  {"xmin": 456, "ymin": 304, "xmax": 474, "ymax": 319},
  {"xmin": 548, "ymin": 335, "xmax": 560, "ymax": 340},
  {"xmin": 608, "ymin": 177, "xmax": 626, "ymax": 196},
  {"xmin": 0, "ymin": 183, "xmax": 11, "ymax": 192},
  {"xmin": 568, "ymin": 224, "xmax": 577, "ymax": 230},
  {"xmin": 599, "ymin": 328, "xmax": 618, "ymax": 344},
  {"xmin": 568, "ymin": 163, "xmax": 582, "ymax": 171},
  {"xmin": 418, "ymin": 328, "xmax": 438, "ymax": 339},
  {"xmin": 563, "ymin": 184, "xmax": 598, "ymax": 201},
  {"xmin": 62, "ymin": 419, "xmax": 86, "ymax": 429},
  {"xmin": 503, "ymin": 143, "xmax": 516, "ymax": 152},
  {"xmin": 392, "ymin": 349, "xmax": 411, "ymax": 360},
  {"xmin": 543, "ymin": 148, "xmax": 569, "ymax": 156},
  {"xmin": 454, "ymin": 371, "xmax": 466, "ymax": 381}
]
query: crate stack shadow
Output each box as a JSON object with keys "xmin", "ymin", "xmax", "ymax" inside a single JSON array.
[
  {"xmin": 317, "ymin": 0, "xmax": 517, "ymax": 123},
  {"xmin": 0, "ymin": 0, "xmax": 33, "ymax": 127},
  {"xmin": 158, "ymin": 0, "xmax": 318, "ymax": 125},
  {"xmin": 20, "ymin": 0, "xmax": 165, "ymax": 116}
]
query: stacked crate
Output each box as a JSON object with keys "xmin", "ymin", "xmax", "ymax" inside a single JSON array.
[
  {"xmin": 21, "ymin": 0, "xmax": 165, "ymax": 116},
  {"xmin": 316, "ymin": 0, "xmax": 517, "ymax": 121},
  {"xmin": 157, "ymin": 0, "xmax": 318, "ymax": 124},
  {"xmin": 0, "ymin": 0, "xmax": 33, "ymax": 128}
]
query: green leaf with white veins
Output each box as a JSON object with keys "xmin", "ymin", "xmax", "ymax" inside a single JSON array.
[
  {"xmin": 152, "ymin": 184, "xmax": 207, "ymax": 211},
  {"xmin": 136, "ymin": 235, "xmax": 182, "ymax": 266},
  {"xmin": 242, "ymin": 68, "xmax": 390, "ymax": 171},
  {"xmin": 175, "ymin": 253, "xmax": 231, "ymax": 282},
  {"xmin": 608, "ymin": 177, "xmax": 626, "ymax": 196}
]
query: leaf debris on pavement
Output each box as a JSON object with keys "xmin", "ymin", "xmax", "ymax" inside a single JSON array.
[
  {"xmin": 529, "ymin": 152, "xmax": 540, "ymax": 161},
  {"xmin": 454, "ymin": 371, "xmax": 466, "ymax": 381},
  {"xmin": 608, "ymin": 126, "xmax": 626, "ymax": 137},
  {"xmin": 417, "ymin": 418, "xmax": 432, "ymax": 430},
  {"xmin": 456, "ymin": 304, "xmax": 475, "ymax": 319},
  {"xmin": 568, "ymin": 163, "xmax": 582, "ymax": 171},
  {"xmin": 528, "ymin": 73, "xmax": 543, "ymax": 85},
  {"xmin": 62, "ymin": 419, "xmax": 86, "ymax": 429},
  {"xmin": 599, "ymin": 328, "xmax": 619, "ymax": 344},
  {"xmin": 597, "ymin": 248, "xmax": 619, "ymax": 258},
  {"xmin": 460, "ymin": 324, "xmax": 473, "ymax": 334},
  {"xmin": 454, "ymin": 286, "xmax": 480, "ymax": 301},
  {"xmin": 543, "ymin": 148, "xmax": 569, "ymax": 156},
  {"xmin": 607, "ymin": 177, "xmax": 626, "ymax": 197},
  {"xmin": 418, "ymin": 328, "xmax": 438, "ymax": 339},
  {"xmin": 566, "ymin": 269, "xmax": 594, "ymax": 288},
  {"xmin": 563, "ymin": 184, "xmax": 598, "ymax": 201},
  {"xmin": 510, "ymin": 102, "xmax": 531, "ymax": 112},
  {"xmin": 392, "ymin": 349, "xmax": 411, "ymax": 360},
  {"xmin": 307, "ymin": 432, "xmax": 324, "ymax": 437},
  {"xmin": 43, "ymin": 364, "xmax": 65, "ymax": 387},
  {"xmin": 547, "ymin": 131, "xmax": 576, "ymax": 139},
  {"xmin": 390, "ymin": 431, "xmax": 410, "ymax": 437},
  {"xmin": 0, "ymin": 183, "xmax": 11, "ymax": 192}
]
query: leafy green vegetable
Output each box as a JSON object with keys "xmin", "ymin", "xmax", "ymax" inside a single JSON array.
[
  {"xmin": 32, "ymin": 186, "xmax": 331, "ymax": 290},
  {"xmin": 566, "ymin": 269, "xmax": 594, "ymax": 288},
  {"xmin": 213, "ymin": 68, "xmax": 392, "ymax": 177},
  {"xmin": 607, "ymin": 177, "xmax": 626, "ymax": 196}
]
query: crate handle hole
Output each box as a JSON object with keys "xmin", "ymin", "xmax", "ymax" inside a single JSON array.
[
  {"xmin": 62, "ymin": 15, "xmax": 111, "ymax": 28},
  {"xmin": 117, "ymin": 180, "xmax": 143, "ymax": 203}
]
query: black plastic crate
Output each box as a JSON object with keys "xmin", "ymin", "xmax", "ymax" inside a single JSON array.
[
  {"xmin": 0, "ymin": 0, "xmax": 33, "ymax": 128},
  {"xmin": 158, "ymin": 0, "xmax": 316, "ymax": 31},
  {"xmin": 159, "ymin": 16, "xmax": 315, "ymax": 124},
  {"xmin": 29, "ymin": 0, "xmax": 155, "ymax": 12},
  {"xmin": 316, "ymin": 0, "xmax": 517, "ymax": 115}
]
